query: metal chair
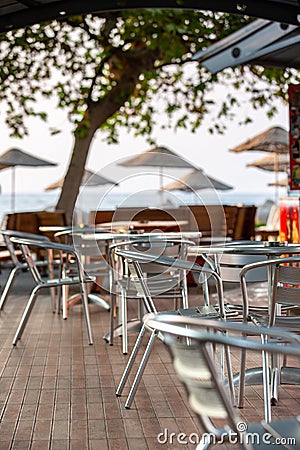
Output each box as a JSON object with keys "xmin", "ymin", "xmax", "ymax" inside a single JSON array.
[
  {"xmin": 10, "ymin": 236, "xmax": 95, "ymax": 346},
  {"xmin": 108, "ymin": 236, "xmax": 194, "ymax": 354},
  {"xmin": 145, "ymin": 313, "xmax": 300, "ymax": 450},
  {"xmin": 0, "ymin": 230, "xmax": 50, "ymax": 310},
  {"xmin": 55, "ymin": 226, "xmax": 110, "ymax": 317},
  {"xmin": 115, "ymin": 249, "xmax": 236, "ymax": 408},
  {"xmin": 239, "ymin": 255, "xmax": 300, "ymax": 422}
]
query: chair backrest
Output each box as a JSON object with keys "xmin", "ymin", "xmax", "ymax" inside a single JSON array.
[
  {"xmin": 129, "ymin": 237, "xmax": 191, "ymax": 273},
  {"xmin": 115, "ymin": 248, "xmax": 226, "ymax": 317},
  {"xmin": 10, "ymin": 236, "xmax": 83, "ymax": 284},
  {"xmin": 240, "ymin": 255, "xmax": 300, "ymax": 324},
  {"xmin": 1, "ymin": 229, "xmax": 50, "ymax": 266},
  {"xmin": 110, "ymin": 237, "xmax": 193, "ymax": 285},
  {"xmin": 72, "ymin": 228, "xmax": 108, "ymax": 273},
  {"xmin": 219, "ymin": 253, "xmax": 268, "ymax": 283},
  {"xmin": 144, "ymin": 314, "xmax": 300, "ymax": 448},
  {"xmin": 55, "ymin": 226, "xmax": 108, "ymax": 258},
  {"xmin": 270, "ymin": 258, "xmax": 300, "ymax": 325},
  {"xmin": 54, "ymin": 227, "xmax": 109, "ymax": 290},
  {"xmin": 203, "ymin": 241, "xmax": 268, "ymax": 283}
]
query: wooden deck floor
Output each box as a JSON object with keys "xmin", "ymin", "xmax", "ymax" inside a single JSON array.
[{"xmin": 0, "ymin": 268, "xmax": 299, "ymax": 450}]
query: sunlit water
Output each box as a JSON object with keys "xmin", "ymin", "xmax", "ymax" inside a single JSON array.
[{"xmin": 0, "ymin": 190, "xmax": 274, "ymax": 225}]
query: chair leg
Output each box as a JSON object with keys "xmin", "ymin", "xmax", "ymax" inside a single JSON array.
[
  {"xmin": 271, "ymin": 366, "xmax": 279, "ymax": 406},
  {"xmin": 261, "ymin": 334, "xmax": 272, "ymax": 423},
  {"xmin": 116, "ymin": 323, "xmax": 147, "ymax": 397},
  {"xmin": 224, "ymin": 343, "xmax": 236, "ymax": 407},
  {"xmin": 79, "ymin": 282, "xmax": 93, "ymax": 345},
  {"xmin": 270, "ymin": 350, "xmax": 280, "ymax": 406},
  {"xmin": 50, "ymin": 287, "xmax": 57, "ymax": 313},
  {"xmin": 238, "ymin": 348, "xmax": 247, "ymax": 408},
  {"xmin": 62, "ymin": 285, "xmax": 70, "ymax": 319},
  {"xmin": 124, "ymin": 329, "xmax": 158, "ymax": 409},
  {"xmin": 182, "ymin": 275, "xmax": 189, "ymax": 308},
  {"xmin": 0, "ymin": 266, "xmax": 21, "ymax": 310},
  {"xmin": 13, "ymin": 286, "xmax": 40, "ymax": 345},
  {"xmin": 121, "ymin": 288, "xmax": 128, "ymax": 354},
  {"xmin": 195, "ymin": 439, "xmax": 210, "ymax": 450},
  {"xmin": 47, "ymin": 258, "xmax": 56, "ymax": 313},
  {"xmin": 108, "ymin": 292, "xmax": 116, "ymax": 345}
]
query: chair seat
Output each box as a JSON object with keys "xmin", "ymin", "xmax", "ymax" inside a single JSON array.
[
  {"xmin": 42, "ymin": 275, "xmax": 95, "ymax": 287},
  {"xmin": 251, "ymin": 313, "xmax": 300, "ymax": 331},
  {"xmin": 118, "ymin": 273, "xmax": 183, "ymax": 296},
  {"xmin": 248, "ymin": 417, "xmax": 300, "ymax": 449}
]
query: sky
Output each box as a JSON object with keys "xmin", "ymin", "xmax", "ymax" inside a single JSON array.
[{"xmin": 0, "ymin": 82, "xmax": 289, "ymax": 199}]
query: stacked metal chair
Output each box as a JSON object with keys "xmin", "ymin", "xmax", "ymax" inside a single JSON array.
[
  {"xmin": 239, "ymin": 255, "xmax": 300, "ymax": 422},
  {"xmin": 144, "ymin": 313, "xmax": 300, "ymax": 450}
]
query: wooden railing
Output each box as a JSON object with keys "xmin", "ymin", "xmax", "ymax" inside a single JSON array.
[{"xmin": 90, "ymin": 204, "xmax": 257, "ymax": 241}]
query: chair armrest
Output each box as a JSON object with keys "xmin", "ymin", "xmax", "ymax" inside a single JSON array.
[{"xmin": 1, "ymin": 229, "xmax": 50, "ymax": 241}]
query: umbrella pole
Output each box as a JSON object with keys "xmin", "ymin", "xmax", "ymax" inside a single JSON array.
[
  {"xmin": 274, "ymin": 153, "xmax": 279, "ymax": 206},
  {"xmin": 159, "ymin": 167, "xmax": 164, "ymax": 206},
  {"xmin": 11, "ymin": 167, "xmax": 15, "ymax": 212}
]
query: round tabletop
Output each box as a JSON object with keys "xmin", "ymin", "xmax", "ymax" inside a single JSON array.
[
  {"xmin": 188, "ymin": 242, "xmax": 300, "ymax": 256},
  {"xmin": 82, "ymin": 231, "xmax": 201, "ymax": 241}
]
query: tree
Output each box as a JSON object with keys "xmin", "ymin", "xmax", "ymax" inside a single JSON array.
[{"xmin": 0, "ymin": 9, "xmax": 298, "ymax": 221}]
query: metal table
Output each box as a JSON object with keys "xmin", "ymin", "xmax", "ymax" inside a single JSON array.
[{"xmin": 98, "ymin": 220, "xmax": 189, "ymax": 232}]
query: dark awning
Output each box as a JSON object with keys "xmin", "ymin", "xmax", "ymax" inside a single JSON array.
[
  {"xmin": 193, "ymin": 18, "xmax": 300, "ymax": 72},
  {"xmin": 0, "ymin": 1, "xmax": 300, "ymax": 34}
]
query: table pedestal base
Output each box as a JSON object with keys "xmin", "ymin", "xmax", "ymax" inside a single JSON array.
[
  {"xmin": 233, "ymin": 366, "xmax": 300, "ymax": 387},
  {"xmin": 67, "ymin": 293, "xmax": 110, "ymax": 313},
  {"xmin": 103, "ymin": 319, "xmax": 142, "ymax": 342},
  {"xmin": 87, "ymin": 293, "xmax": 110, "ymax": 310},
  {"xmin": 234, "ymin": 365, "xmax": 300, "ymax": 419}
]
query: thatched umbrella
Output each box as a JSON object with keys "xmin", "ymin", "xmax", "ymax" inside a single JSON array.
[
  {"xmin": 45, "ymin": 168, "xmax": 118, "ymax": 224},
  {"xmin": 268, "ymin": 176, "xmax": 288, "ymax": 187},
  {"xmin": 119, "ymin": 146, "xmax": 198, "ymax": 204},
  {"xmin": 247, "ymin": 152, "xmax": 290, "ymax": 202},
  {"xmin": 247, "ymin": 152, "xmax": 289, "ymax": 172},
  {"xmin": 230, "ymin": 126, "xmax": 289, "ymax": 154},
  {"xmin": 0, "ymin": 148, "xmax": 57, "ymax": 211},
  {"xmin": 45, "ymin": 169, "xmax": 118, "ymax": 191},
  {"xmin": 163, "ymin": 169, "xmax": 233, "ymax": 192},
  {"xmin": 230, "ymin": 127, "xmax": 289, "ymax": 204}
]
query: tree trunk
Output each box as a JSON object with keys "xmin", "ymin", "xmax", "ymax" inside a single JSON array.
[
  {"xmin": 56, "ymin": 47, "xmax": 160, "ymax": 224},
  {"xmin": 55, "ymin": 125, "xmax": 96, "ymax": 224}
]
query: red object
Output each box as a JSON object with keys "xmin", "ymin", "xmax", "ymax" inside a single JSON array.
[
  {"xmin": 280, "ymin": 197, "xmax": 300, "ymax": 243},
  {"xmin": 291, "ymin": 200, "xmax": 299, "ymax": 243},
  {"xmin": 288, "ymin": 84, "xmax": 300, "ymax": 191},
  {"xmin": 280, "ymin": 200, "xmax": 290, "ymax": 242}
]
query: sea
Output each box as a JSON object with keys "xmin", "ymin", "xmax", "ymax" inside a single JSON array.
[{"xmin": 0, "ymin": 189, "xmax": 278, "ymax": 225}]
